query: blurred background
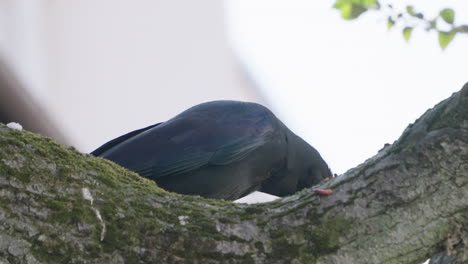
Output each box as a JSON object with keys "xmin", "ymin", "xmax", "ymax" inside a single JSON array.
[{"xmin": 0, "ymin": 0, "xmax": 467, "ymax": 176}]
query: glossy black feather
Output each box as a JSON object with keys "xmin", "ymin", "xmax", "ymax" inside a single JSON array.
[
  {"xmin": 91, "ymin": 123, "xmax": 161, "ymax": 156},
  {"xmin": 92, "ymin": 100, "xmax": 331, "ymax": 200}
]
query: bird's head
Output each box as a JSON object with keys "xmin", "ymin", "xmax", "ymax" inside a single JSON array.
[
  {"xmin": 287, "ymin": 130, "xmax": 332, "ymax": 191},
  {"xmin": 260, "ymin": 127, "xmax": 332, "ymax": 197}
]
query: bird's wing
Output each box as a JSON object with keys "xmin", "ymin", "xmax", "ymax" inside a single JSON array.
[
  {"xmin": 137, "ymin": 136, "xmax": 269, "ymax": 178},
  {"xmin": 134, "ymin": 116, "xmax": 276, "ymax": 179},
  {"xmin": 91, "ymin": 123, "xmax": 161, "ymax": 156},
  {"xmin": 209, "ymin": 137, "xmax": 268, "ymax": 165}
]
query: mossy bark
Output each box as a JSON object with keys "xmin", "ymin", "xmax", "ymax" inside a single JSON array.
[{"xmin": 1, "ymin": 84, "xmax": 467, "ymax": 264}]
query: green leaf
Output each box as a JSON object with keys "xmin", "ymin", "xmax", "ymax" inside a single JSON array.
[
  {"xmin": 354, "ymin": 0, "xmax": 378, "ymax": 8},
  {"xmin": 387, "ymin": 17, "xmax": 395, "ymax": 30},
  {"xmin": 350, "ymin": 6, "xmax": 367, "ymax": 19},
  {"xmin": 334, "ymin": 2, "xmax": 366, "ymax": 20},
  {"xmin": 403, "ymin": 27, "xmax": 413, "ymax": 42},
  {"xmin": 438, "ymin": 30, "xmax": 456, "ymax": 50},
  {"xmin": 333, "ymin": 1, "xmax": 350, "ymax": 19},
  {"xmin": 332, "ymin": 0, "xmax": 345, "ymax": 9},
  {"xmin": 337, "ymin": 3, "xmax": 353, "ymax": 20},
  {"xmin": 406, "ymin": 6, "xmax": 416, "ymax": 16},
  {"xmin": 333, "ymin": 0, "xmax": 379, "ymax": 20},
  {"xmin": 440, "ymin": 8, "xmax": 455, "ymax": 24},
  {"xmin": 406, "ymin": 6, "xmax": 423, "ymax": 19}
]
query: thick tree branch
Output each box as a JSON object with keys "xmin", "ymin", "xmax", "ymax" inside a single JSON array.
[{"xmin": 0, "ymin": 84, "xmax": 467, "ymax": 263}]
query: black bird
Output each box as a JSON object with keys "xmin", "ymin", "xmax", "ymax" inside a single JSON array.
[{"xmin": 92, "ymin": 100, "xmax": 332, "ymax": 200}]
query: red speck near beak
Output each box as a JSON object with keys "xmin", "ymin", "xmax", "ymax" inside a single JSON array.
[{"xmin": 314, "ymin": 188, "xmax": 333, "ymax": 195}]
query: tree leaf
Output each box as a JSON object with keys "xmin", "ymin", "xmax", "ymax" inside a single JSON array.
[
  {"xmin": 338, "ymin": 3, "xmax": 353, "ymax": 20},
  {"xmin": 403, "ymin": 27, "xmax": 413, "ymax": 42},
  {"xmin": 333, "ymin": 0, "xmax": 378, "ymax": 20},
  {"xmin": 406, "ymin": 6, "xmax": 416, "ymax": 16},
  {"xmin": 333, "ymin": 1, "xmax": 351, "ymax": 19},
  {"xmin": 440, "ymin": 8, "xmax": 455, "ymax": 24},
  {"xmin": 332, "ymin": 0, "xmax": 344, "ymax": 9},
  {"xmin": 438, "ymin": 30, "xmax": 456, "ymax": 50},
  {"xmin": 387, "ymin": 17, "xmax": 395, "ymax": 30},
  {"xmin": 335, "ymin": 3, "xmax": 367, "ymax": 20},
  {"xmin": 350, "ymin": 6, "xmax": 367, "ymax": 19},
  {"xmin": 353, "ymin": 0, "xmax": 378, "ymax": 8},
  {"xmin": 406, "ymin": 6, "xmax": 423, "ymax": 19}
]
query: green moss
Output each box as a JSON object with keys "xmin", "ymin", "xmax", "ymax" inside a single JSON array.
[
  {"xmin": 83, "ymin": 243, "xmax": 102, "ymax": 258},
  {"xmin": 254, "ymin": 241, "xmax": 264, "ymax": 253},
  {"xmin": 31, "ymin": 236, "xmax": 74, "ymax": 264},
  {"xmin": 102, "ymin": 219, "xmax": 133, "ymax": 250},
  {"xmin": 265, "ymin": 199, "xmax": 286, "ymax": 208},
  {"xmin": 218, "ymin": 217, "xmax": 237, "ymax": 224},
  {"xmin": 181, "ymin": 194, "xmax": 234, "ymax": 208},
  {"xmin": 271, "ymin": 237, "xmax": 301, "ymax": 259},
  {"xmin": 239, "ymin": 206, "xmax": 263, "ymax": 221},
  {"xmin": 0, "ymin": 125, "xmax": 262, "ymax": 262},
  {"xmin": 306, "ymin": 216, "xmax": 352, "ymax": 255},
  {"xmin": 46, "ymin": 199, "xmax": 66, "ymax": 211},
  {"xmin": 98, "ymin": 196, "xmax": 169, "ymax": 252},
  {"xmin": 271, "ymin": 200, "xmax": 315, "ymax": 220},
  {"xmin": 56, "ymin": 166, "xmax": 74, "ymax": 178},
  {"xmin": 237, "ymin": 254, "xmax": 256, "ymax": 264},
  {"xmin": 263, "ymin": 216, "xmax": 351, "ymax": 262},
  {"xmin": 297, "ymin": 248, "xmax": 317, "ymax": 263},
  {"xmin": 269, "ymin": 227, "xmax": 288, "ymax": 240},
  {"xmin": 47, "ymin": 198, "xmax": 96, "ymax": 226},
  {"xmin": 244, "ymin": 205, "xmax": 265, "ymax": 215},
  {"xmin": 198, "ymin": 252, "xmax": 255, "ymax": 264},
  {"xmin": 0, "ymin": 162, "xmax": 21, "ymax": 179}
]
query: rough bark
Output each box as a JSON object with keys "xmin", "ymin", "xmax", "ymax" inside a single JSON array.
[{"xmin": 0, "ymin": 84, "xmax": 467, "ymax": 264}]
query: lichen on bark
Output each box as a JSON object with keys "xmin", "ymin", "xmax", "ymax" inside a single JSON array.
[{"xmin": 0, "ymin": 83, "xmax": 467, "ymax": 264}]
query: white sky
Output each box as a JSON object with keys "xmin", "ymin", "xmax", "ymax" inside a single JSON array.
[{"xmin": 225, "ymin": 0, "xmax": 468, "ymax": 174}]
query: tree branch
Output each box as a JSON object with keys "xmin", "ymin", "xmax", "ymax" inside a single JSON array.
[{"xmin": 0, "ymin": 84, "xmax": 467, "ymax": 263}]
